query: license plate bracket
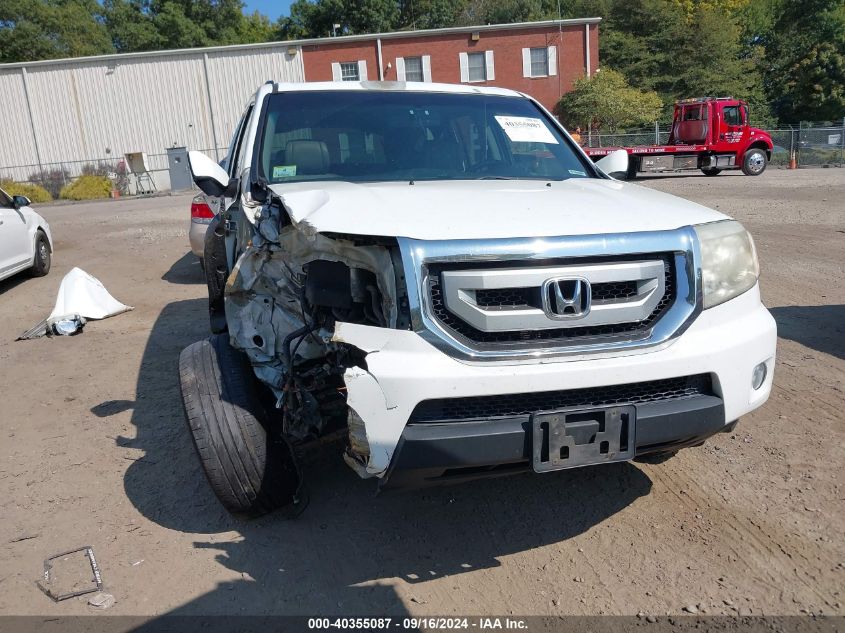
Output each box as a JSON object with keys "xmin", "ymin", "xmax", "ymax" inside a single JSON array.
[{"xmin": 531, "ymin": 405, "xmax": 636, "ymax": 472}]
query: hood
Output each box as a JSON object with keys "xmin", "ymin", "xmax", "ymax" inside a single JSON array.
[
  {"xmin": 749, "ymin": 127, "xmax": 773, "ymax": 142},
  {"xmin": 267, "ymin": 179, "xmax": 728, "ymax": 241}
]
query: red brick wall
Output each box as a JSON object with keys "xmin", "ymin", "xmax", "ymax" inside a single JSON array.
[
  {"xmin": 300, "ymin": 23, "xmax": 599, "ymax": 113},
  {"xmin": 302, "ymin": 40, "xmax": 380, "ymax": 81}
]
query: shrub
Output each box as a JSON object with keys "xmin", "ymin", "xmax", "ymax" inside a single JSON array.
[
  {"xmin": 0, "ymin": 179, "xmax": 52, "ymax": 203},
  {"xmin": 28, "ymin": 167, "xmax": 70, "ymax": 199},
  {"xmin": 59, "ymin": 175, "xmax": 112, "ymax": 200},
  {"xmin": 81, "ymin": 161, "xmax": 113, "ymax": 177}
]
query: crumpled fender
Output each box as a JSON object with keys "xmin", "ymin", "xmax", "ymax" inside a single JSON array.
[{"xmin": 224, "ymin": 225, "xmax": 397, "ymax": 399}]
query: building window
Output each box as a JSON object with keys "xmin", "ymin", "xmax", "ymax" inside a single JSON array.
[
  {"xmin": 404, "ymin": 56, "xmax": 424, "ymax": 82},
  {"xmin": 467, "ymin": 52, "xmax": 486, "ymax": 82},
  {"xmin": 529, "ymin": 47, "xmax": 549, "ymax": 77},
  {"xmin": 460, "ymin": 51, "xmax": 493, "ymax": 83},
  {"xmin": 522, "ymin": 46, "xmax": 556, "ymax": 78},
  {"xmin": 397, "ymin": 55, "xmax": 431, "ymax": 82},
  {"xmin": 340, "ymin": 61, "xmax": 360, "ymax": 81}
]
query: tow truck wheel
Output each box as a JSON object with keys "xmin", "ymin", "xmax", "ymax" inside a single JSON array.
[
  {"xmin": 179, "ymin": 335, "xmax": 304, "ymax": 517},
  {"xmin": 701, "ymin": 168, "xmax": 722, "ymax": 176},
  {"xmin": 742, "ymin": 148, "xmax": 768, "ymax": 176}
]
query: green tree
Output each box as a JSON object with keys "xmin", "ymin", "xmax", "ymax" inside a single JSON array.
[
  {"xmin": 0, "ymin": 0, "xmax": 114, "ymax": 63},
  {"xmin": 764, "ymin": 0, "xmax": 845, "ymax": 121},
  {"xmin": 277, "ymin": 0, "xmax": 398, "ymax": 39},
  {"xmin": 554, "ymin": 68, "xmax": 664, "ymax": 132},
  {"xmin": 599, "ymin": 0, "xmax": 688, "ymax": 99},
  {"xmin": 399, "ymin": 0, "xmax": 465, "ymax": 29},
  {"xmin": 102, "ymin": 0, "xmax": 273, "ymax": 53},
  {"xmin": 674, "ymin": 4, "xmax": 772, "ymax": 122},
  {"xmin": 102, "ymin": 0, "xmax": 162, "ymax": 52},
  {"xmin": 151, "ymin": 1, "xmax": 209, "ymax": 48},
  {"xmin": 150, "ymin": 0, "xmax": 261, "ymax": 47},
  {"xmin": 239, "ymin": 11, "xmax": 275, "ymax": 42}
]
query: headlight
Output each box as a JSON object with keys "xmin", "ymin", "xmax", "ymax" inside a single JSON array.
[{"xmin": 694, "ymin": 220, "xmax": 759, "ymax": 309}]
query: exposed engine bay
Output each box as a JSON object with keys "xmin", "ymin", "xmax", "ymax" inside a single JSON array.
[{"xmin": 224, "ymin": 194, "xmax": 410, "ymax": 477}]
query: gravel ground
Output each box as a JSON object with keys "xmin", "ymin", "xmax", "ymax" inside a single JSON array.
[{"xmin": 0, "ymin": 168, "xmax": 842, "ymax": 619}]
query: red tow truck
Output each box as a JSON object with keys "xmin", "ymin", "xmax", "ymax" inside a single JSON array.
[{"xmin": 583, "ymin": 97, "xmax": 774, "ymax": 177}]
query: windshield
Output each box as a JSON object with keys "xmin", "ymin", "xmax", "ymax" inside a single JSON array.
[{"xmin": 256, "ymin": 91, "xmax": 593, "ymax": 184}]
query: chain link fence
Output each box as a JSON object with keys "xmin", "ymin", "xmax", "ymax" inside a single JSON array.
[
  {"xmin": 583, "ymin": 120, "xmax": 845, "ymax": 168},
  {"xmin": 2, "ymin": 121, "xmax": 843, "ymax": 198},
  {"xmin": 0, "ymin": 148, "xmax": 225, "ymax": 199}
]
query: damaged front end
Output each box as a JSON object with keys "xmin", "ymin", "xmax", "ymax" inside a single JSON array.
[{"xmin": 224, "ymin": 194, "xmax": 410, "ymax": 479}]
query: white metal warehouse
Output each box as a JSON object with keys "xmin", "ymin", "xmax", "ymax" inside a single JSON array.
[{"xmin": 0, "ymin": 42, "xmax": 305, "ymax": 189}]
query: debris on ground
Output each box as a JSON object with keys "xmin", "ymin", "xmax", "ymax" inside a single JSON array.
[
  {"xmin": 9, "ymin": 533, "xmax": 40, "ymax": 543},
  {"xmin": 87, "ymin": 591, "xmax": 116, "ymax": 610},
  {"xmin": 36, "ymin": 546, "xmax": 103, "ymax": 602},
  {"xmin": 17, "ymin": 268, "xmax": 133, "ymax": 340}
]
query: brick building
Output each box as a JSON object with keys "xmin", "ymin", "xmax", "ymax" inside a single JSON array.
[
  {"xmin": 301, "ymin": 18, "xmax": 600, "ymax": 113},
  {"xmin": 0, "ymin": 18, "xmax": 600, "ymax": 188}
]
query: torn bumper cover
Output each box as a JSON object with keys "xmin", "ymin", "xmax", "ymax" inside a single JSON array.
[{"xmin": 331, "ymin": 286, "xmax": 774, "ymax": 484}]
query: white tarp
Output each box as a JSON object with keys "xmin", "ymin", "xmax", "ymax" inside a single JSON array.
[
  {"xmin": 49, "ymin": 267, "xmax": 132, "ymax": 321},
  {"xmin": 17, "ymin": 268, "xmax": 132, "ymax": 339}
]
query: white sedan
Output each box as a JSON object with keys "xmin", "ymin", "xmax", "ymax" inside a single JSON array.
[{"xmin": 0, "ymin": 187, "xmax": 52, "ymax": 283}]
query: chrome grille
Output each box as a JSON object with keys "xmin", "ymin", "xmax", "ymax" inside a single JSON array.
[
  {"xmin": 475, "ymin": 280, "xmax": 640, "ymax": 308},
  {"xmin": 427, "ymin": 255, "xmax": 675, "ymax": 346}
]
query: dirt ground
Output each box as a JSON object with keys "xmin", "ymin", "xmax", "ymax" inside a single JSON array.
[{"xmin": 0, "ymin": 169, "xmax": 842, "ymax": 619}]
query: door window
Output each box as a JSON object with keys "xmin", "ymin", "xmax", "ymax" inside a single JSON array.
[
  {"xmin": 229, "ymin": 105, "xmax": 254, "ymax": 177},
  {"xmin": 723, "ymin": 105, "xmax": 743, "ymax": 126}
]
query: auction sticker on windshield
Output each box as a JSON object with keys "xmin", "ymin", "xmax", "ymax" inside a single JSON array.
[{"xmin": 494, "ymin": 116, "xmax": 559, "ymax": 144}]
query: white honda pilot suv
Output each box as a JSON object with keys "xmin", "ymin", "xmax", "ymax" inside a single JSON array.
[{"xmin": 180, "ymin": 81, "xmax": 776, "ymax": 516}]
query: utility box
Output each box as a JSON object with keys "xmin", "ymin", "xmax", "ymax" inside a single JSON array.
[{"xmin": 166, "ymin": 146, "xmax": 192, "ymax": 191}]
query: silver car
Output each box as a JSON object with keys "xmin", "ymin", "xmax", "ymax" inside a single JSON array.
[{"xmin": 188, "ymin": 194, "xmax": 215, "ymax": 265}]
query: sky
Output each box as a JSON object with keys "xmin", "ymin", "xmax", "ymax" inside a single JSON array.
[{"xmin": 243, "ymin": 0, "xmax": 294, "ymax": 20}]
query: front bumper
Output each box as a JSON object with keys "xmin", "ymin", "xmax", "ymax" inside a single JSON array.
[
  {"xmin": 335, "ymin": 284, "xmax": 776, "ymax": 480},
  {"xmin": 383, "ymin": 394, "xmax": 726, "ymax": 490}
]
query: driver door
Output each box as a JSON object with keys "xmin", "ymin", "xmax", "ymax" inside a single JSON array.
[
  {"xmin": 0, "ymin": 191, "xmax": 31, "ymax": 278},
  {"xmin": 718, "ymin": 104, "xmax": 746, "ymax": 146}
]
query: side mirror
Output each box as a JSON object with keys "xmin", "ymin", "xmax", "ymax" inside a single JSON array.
[
  {"xmin": 12, "ymin": 195, "xmax": 31, "ymax": 209},
  {"xmin": 188, "ymin": 151, "xmax": 235, "ymax": 197},
  {"xmin": 595, "ymin": 149, "xmax": 630, "ymax": 180}
]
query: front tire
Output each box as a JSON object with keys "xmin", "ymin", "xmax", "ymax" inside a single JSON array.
[
  {"xmin": 30, "ymin": 230, "xmax": 51, "ymax": 277},
  {"xmin": 179, "ymin": 335, "xmax": 303, "ymax": 517},
  {"xmin": 742, "ymin": 148, "xmax": 768, "ymax": 176}
]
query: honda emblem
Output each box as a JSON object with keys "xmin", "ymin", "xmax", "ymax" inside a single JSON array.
[{"xmin": 542, "ymin": 278, "xmax": 591, "ymax": 319}]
